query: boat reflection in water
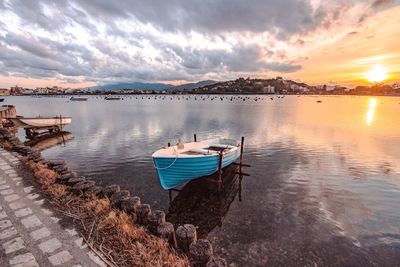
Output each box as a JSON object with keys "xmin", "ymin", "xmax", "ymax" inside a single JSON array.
[
  {"xmin": 24, "ymin": 131, "xmax": 74, "ymax": 151},
  {"xmin": 167, "ymin": 164, "xmax": 243, "ymax": 238}
]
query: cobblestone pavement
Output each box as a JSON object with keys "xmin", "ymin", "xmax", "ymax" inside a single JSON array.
[{"xmin": 0, "ymin": 148, "xmax": 106, "ymax": 266}]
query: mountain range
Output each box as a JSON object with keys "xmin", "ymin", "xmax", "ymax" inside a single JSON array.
[{"xmin": 87, "ymin": 80, "xmax": 218, "ymax": 91}]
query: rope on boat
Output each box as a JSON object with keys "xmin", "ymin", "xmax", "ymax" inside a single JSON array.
[
  {"xmin": 153, "ymin": 156, "xmax": 179, "ymax": 170},
  {"xmin": 153, "ymin": 146, "xmax": 179, "ymax": 170}
]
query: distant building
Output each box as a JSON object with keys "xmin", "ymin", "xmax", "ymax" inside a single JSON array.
[
  {"xmin": 21, "ymin": 88, "xmax": 34, "ymax": 95},
  {"xmin": 262, "ymin": 85, "xmax": 275, "ymax": 94},
  {"xmin": 0, "ymin": 88, "xmax": 10, "ymax": 96},
  {"xmin": 35, "ymin": 87, "xmax": 49, "ymax": 94},
  {"xmin": 10, "ymin": 85, "xmax": 23, "ymax": 95}
]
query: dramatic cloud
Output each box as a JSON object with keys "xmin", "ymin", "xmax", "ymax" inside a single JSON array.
[
  {"xmin": 74, "ymin": 0, "xmax": 326, "ymax": 36},
  {"xmin": 0, "ymin": 0, "xmax": 398, "ymax": 86},
  {"xmin": 372, "ymin": 0, "xmax": 395, "ymax": 8}
]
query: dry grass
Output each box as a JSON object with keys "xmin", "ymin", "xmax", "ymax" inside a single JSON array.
[
  {"xmin": 47, "ymin": 183, "xmax": 69, "ymax": 198},
  {"xmin": 25, "ymin": 160, "xmax": 58, "ymax": 187},
  {"xmin": 82, "ymin": 197, "xmax": 111, "ymax": 216},
  {"xmin": 24, "ymin": 159, "xmax": 190, "ymax": 267}
]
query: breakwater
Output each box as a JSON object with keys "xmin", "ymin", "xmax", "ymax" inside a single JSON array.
[{"xmin": 0, "ymin": 127, "xmax": 227, "ymax": 267}]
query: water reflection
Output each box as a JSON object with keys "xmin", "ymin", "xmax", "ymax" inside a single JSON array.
[
  {"xmin": 366, "ymin": 98, "xmax": 377, "ymax": 126},
  {"xmin": 5, "ymin": 95, "xmax": 400, "ymax": 266},
  {"xmin": 167, "ymin": 164, "xmax": 242, "ymax": 238},
  {"xmin": 24, "ymin": 131, "xmax": 74, "ymax": 151}
]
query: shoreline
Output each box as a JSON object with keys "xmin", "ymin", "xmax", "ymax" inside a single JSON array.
[
  {"xmin": 0, "ymin": 128, "xmax": 227, "ymax": 267},
  {"xmin": 2, "ymin": 93, "xmax": 400, "ymax": 97}
]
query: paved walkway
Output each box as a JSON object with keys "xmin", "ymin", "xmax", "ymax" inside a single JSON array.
[{"xmin": 0, "ymin": 148, "xmax": 106, "ymax": 266}]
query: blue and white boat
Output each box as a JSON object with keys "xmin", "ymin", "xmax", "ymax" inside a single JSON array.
[{"xmin": 152, "ymin": 138, "xmax": 240, "ymax": 190}]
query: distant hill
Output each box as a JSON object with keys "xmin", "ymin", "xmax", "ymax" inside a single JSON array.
[
  {"xmin": 170, "ymin": 80, "xmax": 218, "ymax": 90},
  {"xmin": 86, "ymin": 80, "xmax": 218, "ymax": 91}
]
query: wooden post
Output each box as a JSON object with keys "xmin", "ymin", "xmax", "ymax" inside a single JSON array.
[
  {"xmin": 240, "ymin": 136, "xmax": 244, "ymax": 165},
  {"xmin": 168, "ymin": 188, "xmax": 180, "ymax": 204},
  {"xmin": 60, "ymin": 114, "xmax": 65, "ymax": 145},
  {"xmin": 176, "ymin": 224, "xmax": 197, "ymax": 253},
  {"xmin": 217, "ymin": 152, "xmax": 223, "ymax": 192},
  {"xmin": 238, "ymin": 175, "xmax": 242, "ymax": 202},
  {"xmin": 168, "ymin": 142, "xmax": 171, "ymax": 147},
  {"xmin": 189, "ymin": 239, "xmax": 213, "ymax": 266},
  {"xmin": 137, "ymin": 204, "xmax": 152, "ymax": 225},
  {"xmin": 194, "ymin": 134, "xmax": 197, "ymax": 142},
  {"xmin": 157, "ymin": 222, "xmax": 177, "ymax": 248},
  {"xmin": 148, "ymin": 210, "xmax": 166, "ymax": 234}
]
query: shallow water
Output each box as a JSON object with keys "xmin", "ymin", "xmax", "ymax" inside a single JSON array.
[{"xmin": 6, "ymin": 95, "xmax": 400, "ymax": 266}]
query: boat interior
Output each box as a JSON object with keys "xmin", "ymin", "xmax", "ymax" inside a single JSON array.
[
  {"xmin": 181, "ymin": 144, "xmax": 236, "ymax": 155},
  {"xmin": 152, "ymin": 138, "xmax": 239, "ymax": 158}
]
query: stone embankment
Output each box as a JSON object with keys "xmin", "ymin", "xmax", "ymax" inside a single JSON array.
[
  {"xmin": 0, "ymin": 128, "xmax": 227, "ymax": 267},
  {"xmin": 0, "ymin": 148, "xmax": 104, "ymax": 266}
]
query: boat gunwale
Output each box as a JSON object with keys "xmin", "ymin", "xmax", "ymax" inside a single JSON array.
[
  {"xmin": 11, "ymin": 117, "xmax": 72, "ymax": 120},
  {"xmin": 152, "ymin": 138, "xmax": 239, "ymax": 158}
]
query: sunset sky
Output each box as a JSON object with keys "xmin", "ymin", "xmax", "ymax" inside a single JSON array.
[{"xmin": 0, "ymin": 0, "xmax": 399, "ymax": 88}]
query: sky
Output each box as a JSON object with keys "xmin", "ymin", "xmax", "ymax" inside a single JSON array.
[{"xmin": 0, "ymin": 0, "xmax": 399, "ymax": 88}]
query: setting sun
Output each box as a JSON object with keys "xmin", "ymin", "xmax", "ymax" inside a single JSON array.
[{"xmin": 365, "ymin": 65, "xmax": 388, "ymax": 83}]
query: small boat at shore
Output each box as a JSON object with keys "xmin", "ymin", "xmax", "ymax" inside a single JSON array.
[
  {"xmin": 70, "ymin": 96, "xmax": 88, "ymax": 101},
  {"xmin": 9, "ymin": 116, "xmax": 72, "ymax": 129},
  {"xmin": 152, "ymin": 138, "xmax": 240, "ymax": 190},
  {"xmin": 104, "ymin": 96, "xmax": 121, "ymax": 100}
]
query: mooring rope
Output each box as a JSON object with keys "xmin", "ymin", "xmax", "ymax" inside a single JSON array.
[
  {"xmin": 153, "ymin": 156, "xmax": 179, "ymax": 170},
  {"xmin": 153, "ymin": 146, "xmax": 179, "ymax": 170}
]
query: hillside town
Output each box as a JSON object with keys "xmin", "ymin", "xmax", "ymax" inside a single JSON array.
[{"xmin": 1, "ymin": 77, "xmax": 400, "ymax": 96}]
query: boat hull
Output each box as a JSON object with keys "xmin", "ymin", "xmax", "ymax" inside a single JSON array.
[
  {"xmin": 9, "ymin": 117, "xmax": 72, "ymax": 128},
  {"xmin": 153, "ymin": 148, "xmax": 240, "ymax": 190}
]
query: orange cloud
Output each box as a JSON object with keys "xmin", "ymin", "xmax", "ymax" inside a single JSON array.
[{"xmin": 285, "ymin": 5, "xmax": 400, "ymax": 86}]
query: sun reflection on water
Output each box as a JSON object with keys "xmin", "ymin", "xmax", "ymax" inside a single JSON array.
[{"xmin": 366, "ymin": 98, "xmax": 377, "ymax": 126}]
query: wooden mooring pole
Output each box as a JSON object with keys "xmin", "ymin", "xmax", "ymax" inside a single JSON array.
[
  {"xmin": 194, "ymin": 133, "xmax": 197, "ymax": 142},
  {"xmin": 168, "ymin": 188, "xmax": 181, "ymax": 203},
  {"xmin": 240, "ymin": 136, "xmax": 244, "ymax": 165},
  {"xmin": 217, "ymin": 152, "xmax": 223, "ymax": 192},
  {"xmin": 238, "ymin": 136, "xmax": 246, "ymax": 201},
  {"xmin": 60, "ymin": 114, "xmax": 66, "ymax": 146}
]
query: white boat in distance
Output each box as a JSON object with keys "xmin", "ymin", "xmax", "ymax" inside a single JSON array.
[
  {"xmin": 152, "ymin": 138, "xmax": 240, "ymax": 190},
  {"xmin": 9, "ymin": 116, "xmax": 72, "ymax": 129},
  {"xmin": 104, "ymin": 96, "xmax": 121, "ymax": 100},
  {"xmin": 70, "ymin": 96, "xmax": 88, "ymax": 101}
]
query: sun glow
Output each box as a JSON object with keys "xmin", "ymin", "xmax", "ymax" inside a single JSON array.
[{"xmin": 365, "ymin": 65, "xmax": 388, "ymax": 83}]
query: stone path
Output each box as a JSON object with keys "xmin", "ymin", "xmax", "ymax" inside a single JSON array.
[{"xmin": 0, "ymin": 148, "xmax": 106, "ymax": 266}]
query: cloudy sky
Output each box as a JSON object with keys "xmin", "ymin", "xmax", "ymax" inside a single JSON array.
[{"xmin": 0, "ymin": 0, "xmax": 399, "ymax": 88}]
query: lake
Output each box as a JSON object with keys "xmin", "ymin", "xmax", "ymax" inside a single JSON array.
[{"xmin": 6, "ymin": 95, "xmax": 400, "ymax": 266}]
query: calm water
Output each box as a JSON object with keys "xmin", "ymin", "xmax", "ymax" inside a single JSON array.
[{"xmin": 6, "ymin": 95, "xmax": 400, "ymax": 266}]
